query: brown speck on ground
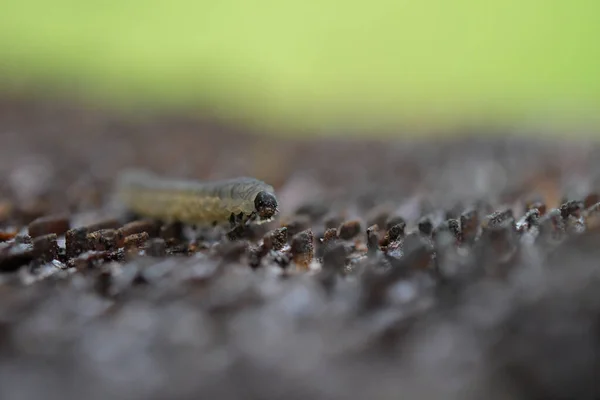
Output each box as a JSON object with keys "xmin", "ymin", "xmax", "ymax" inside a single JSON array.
[
  {"xmin": 290, "ymin": 229, "xmax": 314, "ymax": 269},
  {"xmin": 27, "ymin": 214, "xmax": 70, "ymax": 238}
]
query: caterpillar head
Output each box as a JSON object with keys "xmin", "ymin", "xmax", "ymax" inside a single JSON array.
[{"xmin": 254, "ymin": 191, "xmax": 278, "ymax": 221}]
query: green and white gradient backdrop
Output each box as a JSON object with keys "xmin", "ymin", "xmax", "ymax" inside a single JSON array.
[{"xmin": 1, "ymin": 0, "xmax": 599, "ymax": 134}]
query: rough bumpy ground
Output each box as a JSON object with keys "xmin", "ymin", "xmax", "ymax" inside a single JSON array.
[{"xmin": 2, "ymin": 98, "xmax": 600, "ymax": 400}]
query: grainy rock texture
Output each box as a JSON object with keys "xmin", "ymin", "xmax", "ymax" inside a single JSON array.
[{"xmin": 1, "ymin": 98, "xmax": 600, "ymax": 400}]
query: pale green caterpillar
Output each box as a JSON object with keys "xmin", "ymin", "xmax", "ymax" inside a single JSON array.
[{"xmin": 116, "ymin": 169, "xmax": 278, "ymax": 227}]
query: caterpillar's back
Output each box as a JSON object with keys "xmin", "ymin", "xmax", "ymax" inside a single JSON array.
[{"xmin": 115, "ymin": 169, "xmax": 277, "ymax": 226}]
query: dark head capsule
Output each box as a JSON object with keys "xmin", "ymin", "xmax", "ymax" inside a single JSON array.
[{"xmin": 254, "ymin": 191, "xmax": 278, "ymax": 220}]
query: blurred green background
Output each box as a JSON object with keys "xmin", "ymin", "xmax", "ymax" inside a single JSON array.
[{"xmin": 0, "ymin": 0, "xmax": 599, "ymax": 134}]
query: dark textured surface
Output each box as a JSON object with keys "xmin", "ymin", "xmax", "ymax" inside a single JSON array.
[{"xmin": 2, "ymin": 97, "xmax": 600, "ymax": 400}]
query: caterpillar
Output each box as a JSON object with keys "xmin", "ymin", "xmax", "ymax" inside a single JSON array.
[{"xmin": 115, "ymin": 169, "xmax": 278, "ymax": 227}]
